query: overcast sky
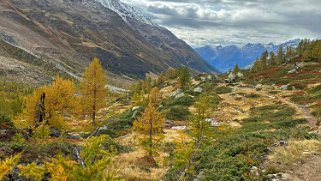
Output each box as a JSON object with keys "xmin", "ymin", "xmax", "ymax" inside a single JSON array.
[{"xmin": 122, "ymin": 0, "xmax": 321, "ymax": 47}]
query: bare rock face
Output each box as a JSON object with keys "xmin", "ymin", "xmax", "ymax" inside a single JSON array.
[{"xmin": 0, "ymin": 0, "xmax": 217, "ymax": 83}]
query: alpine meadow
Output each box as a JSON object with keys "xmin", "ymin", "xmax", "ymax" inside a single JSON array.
[{"xmin": 1, "ymin": 0, "xmax": 321, "ymax": 181}]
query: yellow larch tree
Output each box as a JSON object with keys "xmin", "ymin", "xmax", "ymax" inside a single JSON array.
[
  {"xmin": 149, "ymin": 87, "xmax": 162, "ymax": 106},
  {"xmin": 80, "ymin": 57, "xmax": 108, "ymax": 126},
  {"xmin": 19, "ymin": 76, "xmax": 75, "ymax": 129},
  {"xmin": 133, "ymin": 103, "xmax": 164, "ymax": 157},
  {"xmin": 0, "ymin": 154, "xmax": 21, "ymax": 180}
]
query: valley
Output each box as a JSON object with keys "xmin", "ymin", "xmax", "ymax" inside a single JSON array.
[
  {"xmin": 0, "ymin": 0, "xmax": 321, "ymax": 181},
  {"xmin": 1, "ymin": 55, "xmax": 321, "ymax": 180}
]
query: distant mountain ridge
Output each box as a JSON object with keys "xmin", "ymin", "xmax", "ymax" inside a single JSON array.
[
  {"xmin": 195, "ymin": 39, "xmax": 301, "ymax": 72},
  {"xmin": 0, "ymin": 0, "xmax": 217, "ymax": 84}
]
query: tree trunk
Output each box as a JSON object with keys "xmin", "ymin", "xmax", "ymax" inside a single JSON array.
[
  {"xmin": 149, "ymin": 118, "xmax": 153, "ymax": 157},
  {"xmin": 92, "ymin": 89, "xmax": 97, "ymax": 126}
]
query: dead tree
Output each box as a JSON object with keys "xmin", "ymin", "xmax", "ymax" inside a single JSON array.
[{"xmin": 34, "ymin": 93, "xmax": 46, "ymax": 127}]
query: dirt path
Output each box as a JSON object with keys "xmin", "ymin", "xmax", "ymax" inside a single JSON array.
[
  {"xmin": 259, "ymin": 90, "xmax": 318, "ymax": 128},
  {"xmin": 232, "ymin": 83, "xmax": 317, "ymax": 128},
  {"xmin": 285, "ymin": 154, "xmax": 321, "ymax": 181}
]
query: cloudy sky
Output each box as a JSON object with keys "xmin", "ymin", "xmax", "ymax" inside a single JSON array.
[{"xmin": 122, "ymin": 0, "xmax": 321, "ymax": 47}]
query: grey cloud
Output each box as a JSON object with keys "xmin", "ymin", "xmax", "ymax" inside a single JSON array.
[{"xmin": 122, "ymin": 0, "xmax": 321, "ymax": 46}]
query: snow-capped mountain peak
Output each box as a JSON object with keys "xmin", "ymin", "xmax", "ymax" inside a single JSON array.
[{"xmin": 94, "ymin": 0, "xmax": 155, "ymax": 26}]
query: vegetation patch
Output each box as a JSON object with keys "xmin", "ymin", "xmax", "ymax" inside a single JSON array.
[
  {"xmin": 215, "ymin": 86, "xmax": 233, "ymax": 94},
  {"xmin": 269, "ymin": 140, "xmax": 321, "ymax": 166}
]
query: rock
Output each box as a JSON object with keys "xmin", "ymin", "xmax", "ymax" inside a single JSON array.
[
  {"xmin": 236, "ymin": 72, "xmax": 244, "ymax": 78},
  {"xmin": 288, "ymin": 69, "xmax": 298, "ymax": 74},
  {"xmin": 280, "ymin": 84, "xmax": 289, "ymax": 90},
  {"xmin": 193, "ymin": 87, "xmax": 203, "ymax": 93},
  {"xmin": 193, "ymin": 171, "xmax": 205, "ymax": 181},
  {"xmin": 165, "ymin": 120, "xmax": 173, "ymax": 128},
  {"xmin": 250, "ymin": 166, "xmax": 259, "ymax": 176},
  {"xmin": 205, "ymin": 118, "xmax": 221, "ymax": 127},
  {"xmin": 49, "ymin": 127, "xmax": 61, "ymax": 137},
  {"xmin": 175, "ymin": 92, "xmax": 185, "ymax": 99},
  {"xmin": 170, "ymin": 89, "xmax": 183, "ymax": 97},
  {"xmin": 297, "ymin": 62, "xmax": 305, "ymax": 68},
  {"xmin": 98, "ymin": 126, "xmax": 108, "ymax": 132},
  {"xmin": 65, "ymin": 132, "xmax": 81, "ymax": 140},
  {"xmin": 0, "ymin": 129, "xmax": 15, "ymax": 141},
  {"xmin": 226, "ymin": 72, "xmax": 236, "ymax": 83},
  {"xmin": 171, "ymin": 126, "xmax": 186, "ymax": 130},
  {"xmin": 255, "ymin": 84, "xmax": 263, "ymax": 89},
  {"xmin": 271, "ymin": 140, "xmax": 288, "ymax": 147},
  {"xmin": 132, "ymin": 106, "xmax": 141, "ymax": 111},
  {"xmin": 267, "ymin": 173, "xmax": 290, "ymax": 181}
]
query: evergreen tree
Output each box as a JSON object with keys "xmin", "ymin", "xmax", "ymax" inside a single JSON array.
[
  {"xmin": 178, "ymin": 67, "xmax": 191, "ymax": 91},
  {"xmin": 80, "ymin": 57, "xmax": 108, "ymax": 126},
  {"xmin": 251, "ymin": 57, "xmax": 263, "ymax": 72},
  {"xmin": 277, "ymin": 46, "xmax": 284, "ymax": 64},
  {"xmin": 269, "ymin": 51, "xmax": 276, "ymax": 65},
  {"xmin": 286, "ymin": 46, "xmax": 293, "ymax": 59},
  {"xmin": 261, "ymin": 50, "xmax": 268, "ymax": 66},
  {"xmin": 233, "ymin": 64, "xmax": 240, "ymax": 73}
]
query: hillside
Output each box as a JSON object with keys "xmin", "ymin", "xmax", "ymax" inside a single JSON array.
[
  {"xmin": 0, "ymin": 0, "xmax": 217, "ymax": 84},
  {"xmin": 195, "ymin": 39, "xmax": 300, "ymax": 72},
  {"xmin": 1, "ymin": 57, "xmax": 321, "ymax": 180}
]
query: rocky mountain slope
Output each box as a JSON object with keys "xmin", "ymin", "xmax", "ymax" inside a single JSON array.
[
  {"xmin": 195, "ymin": 39, "xmax": 300, "ymax": 72},
  {"xmin": 0, "ymin": 0, "xmax": 217, "ymax": 84}
]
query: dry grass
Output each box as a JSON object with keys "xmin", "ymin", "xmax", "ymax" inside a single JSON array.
[
  {"xmin": 115, "ymin": 129, "xmax": 189, "ymax": 181},
  {"xmin": 268, "ymin": 139, "xmax": 321, "ymax": 166},
  {"xmin": 213, "ymin": 86, "xmax": 276, "ymax": 123}
]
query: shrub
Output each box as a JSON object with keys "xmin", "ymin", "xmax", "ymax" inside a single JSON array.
[
  {"xmin": 166, "ymin": 106, "xmax": 191, "ymax": 121},
  {"xmin": 0, "ymin": 113, "xmax": 14, "ymax": 129},
  {"xmin": 290, "ymin": 82, "xmax": 307, "ymax": 90},
  {"xmin": 245, "ymin": 93, "xmax": 260, "ymax": 98},
  {"xmin": 165, "ymin": 96, "xmax": 194, "ymax": 107},
  {"xmin": 214, "ymin": 86, "xmax": 232, "ymax": 94},
  {"xmin": 165, "ymin": 104, "xmax": 312, "ymax": 180}
]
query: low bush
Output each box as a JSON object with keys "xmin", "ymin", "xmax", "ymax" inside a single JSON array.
[
  {"xmin": 245, "ymin": 93, "xmax": 261, "ymax": 98},
  {"xmin": 0, "ymin": 113, "xmax": 15, "ymax": 129},
  {"xmin": 166, "ymin": 106, "xmax": 191, "ymax": 121},
  {"xmin": 165, "ymin": 104, "xmax": 315, "ymax": 180},
  {"xmin": 214, "ymin": 86, "xmax": 232, "ymax": 94},
  {"xmin": 165, "ymin": 96, "xmax": 194, "ymax": 107}
]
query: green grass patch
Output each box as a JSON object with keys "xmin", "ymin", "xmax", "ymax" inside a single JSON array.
[
  {"xmin": 165, "ymin": 104, "xmax": 317, "ymax": 180},
  {"xmin": 215, "ymin": 86, "xmax": 233, "ymax": 94}
]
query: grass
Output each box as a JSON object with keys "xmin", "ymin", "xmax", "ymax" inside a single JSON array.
[
  {"xmin": 269, "ymin": 139, "xmax": 321, "ymax": 166},
  {"xmin": 215, "ymin": 86, "xmax": 233, "ymax": 94},
  {"xmin": 166, "ymin": 103, "xmax": 319, "ymax": 180}
]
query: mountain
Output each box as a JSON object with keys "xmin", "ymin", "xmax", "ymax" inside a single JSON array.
[
  {"xmin": 195, "ymin": 39, "xmax": 300, "ymax": 72},
  {"xmin": 0, "ymin": 0, "xmax": 217, "ymax": 84}
]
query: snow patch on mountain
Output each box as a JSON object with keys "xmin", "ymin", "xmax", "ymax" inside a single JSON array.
[{"xmin": 94, "ymin": 0, "xmax": 155, "ymax": 26}]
